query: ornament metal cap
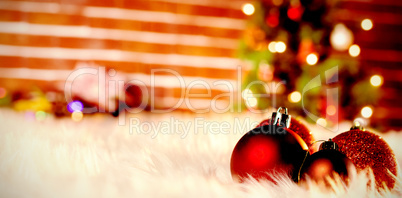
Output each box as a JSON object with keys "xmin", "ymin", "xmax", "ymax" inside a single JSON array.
[
  {"xmin": 271, "ymin": 107, "xmax": 291, "ymax": 128},
  {"xmin": 350, "ymin": 121, "xmax": 365, "ymax": 131},
  {"xmin": 319, "ymin": 139, "xmax": 339, "ymax": 151}
]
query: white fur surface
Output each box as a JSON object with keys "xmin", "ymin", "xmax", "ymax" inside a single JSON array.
[{"xmin": 0, "ymin": 109, "xmax": 401, "ymax": 198}]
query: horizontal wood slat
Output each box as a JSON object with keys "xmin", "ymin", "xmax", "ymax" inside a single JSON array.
[
  {"xmin": 0, "ymin": 56, "xmax": 241, "ymax": 79},
  {"xmin": 0, "ymin": 34, "xmax": 236, "ymax": 57},
  {"xmin": 0, "ymin": 10, "xmax": 244, "ymax": 38},
  {"xmin": 0, "ymin": 0, "xmax": 246, "ymax": 18}
]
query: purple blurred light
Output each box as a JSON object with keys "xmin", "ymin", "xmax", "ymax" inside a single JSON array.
[{"xmin": 67, "ymin": 101, "xmax": 84, "ymax": 113}]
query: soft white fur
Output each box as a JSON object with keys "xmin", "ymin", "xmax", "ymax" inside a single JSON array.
[{"xmin": 0, "ymin": 109, "xmax": 401, "ymax": 198}]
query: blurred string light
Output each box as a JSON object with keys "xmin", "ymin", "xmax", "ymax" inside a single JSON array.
[
  {"xmin": 330, "ymin": 24, "xmax": 353, "ymax": 51},
  {"xmin": 268, "ymin": 41, "xmax": 286, "ymax": 53},
  {"xmin": 246, "ymin": 97, "xmax": 258, "ymax": 108},
  {"xmin": 0, "ymin": 87, "xmax": 6, "ymax": 99},
  {"xmin": 326, "ymin": 105, "xmax": 337, "ymax": 116},
  {"xmin": 353, "ymin": 118, "xmax": 366, "ymax": 127},
  {"xmin": 67, "ymin": 100, "xmax": 84, "ymax": 122},
  {"xmin": 242, "ymin": 3, "xmax": 255, "ymax": 16},
  {"xmin": 35, "ymin": 111, "xmax": 46, "ymax": 121},
  {"xmin": 306, "ymin": 53, "xmax": 318, "ymax": 65},
  {"xmin": 361, "ymin": 19, "xmax": 373, "ymax": 31},
  {"xmin": 275, "ymin": 41, "xmax": 286, "ymax": 53},
  {"xmin": 361, "ymin": 106, "xmax": 373, "ymax": 118},
  {"xmin": 268, "ymin": 41, "xmax": 277, "ymax": 52},
  {"xmin": 258, "ymin": 63, "xmax": 274, "ymax": 81},
  {"xmin": 287, "ymin": 5, "xmax": 302, "ymax": 21},
  {"xmin": 71, "ymin": 111, "xmax": 84, "ymax": 122},
  {"xmin": 370, "ymin": 75, "xmax": 383, "ymax": 87},
  {"xmin": 67, "ymin": 100, "xmax": 84, "ymax": 113},
  {"xmin": 242, "ymin": 88, "xmax": 258, "ymax": 108},
  {"xmin": 288, "ymin": 91, "xmax": 301, "ymax": 103},
  {"xmin": 348, "ymin": 44, "xmax": 361, "ymax": 57},
  {"xmin": 272, "ymin": 0, "xmax": 283, "ymax": 6},
  {"xmin": 316, "ymin": 118, "xmax": 327, "ymax": 127},
  {"xmin": 242, "ymin": 88, "xmax": 253, "ymax": 99}
]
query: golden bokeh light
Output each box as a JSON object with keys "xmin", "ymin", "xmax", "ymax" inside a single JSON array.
[
  {"xmin": 268, "ymin": 41, "xmax": 277, "ymax": 53},
  {"xmin": 316, "ymin": 118, "xmax": 327, "ymax": 127},
  {"xmin": 370, "ymin": 75, "xmax": 383, "ymax": 87},
  {"xmin": 306, "ymin": 53, "xmax": 318, "ymax": 65},
  {"xmin": 242, "ymin": 88, "xmax": 253, "ymax": 99},
  {"xmin": 288, "ymin": 91, "xmax": 301, "ymax": 103},
  {"xmin": 72, "ymin": 111, "xmax": 84, "ymax": 122},
  {"xmin": 361, "ymin": 19, "xmax": 373, "ymax": 31},
  {"xmin": 326, "ymin": 105, "xmax": 337, "ymax": 116},
  {"xmin": 330, "ymin": 24, "xmax": 353, "ymax": 51},
  {"xmin": 361, "ymin": 106, "xmax": 373, "ymax": 118},
  {"xmin": 348, "ymin": 44, "xmax": 361, "ymax": 57},
  {"xmin": 275, "ymin": 41, "xmax": 286, "ymax": 53},
  {"xmin": 242, "ymin": 3, "xmax": 255, "ymax": 16},
  {"xmin": 246, "ymin": 97, "xmax": 258, "ymax": 108}
]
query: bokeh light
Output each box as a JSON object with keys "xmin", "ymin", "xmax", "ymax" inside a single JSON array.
[
  {"xmin": 361, "ymin": 106, "xmax": 373, "ymax": 118},
  {"xmin": 287, "ymin": 6, "xmax": 302, "ymax": 21},
  {"xmin": 348, "ymin": 44, "xmax": 361, "ymax": 57},
  {"xmin": 268, "ymin": 41, "xmax": 277, "ymax": 53},
  {"xmin": 316, "ymin": 118, "xmax": 327, "ymax": 127},
  {"xmin": 242, "ymin": 89, "xmax": 258, "ymax": 108},
  {"xmin": 0, "ymin": 87, "xmax": 6, "ymax": 99},
  {"xmin": 67, "ymin": 101, "xmax": 84, "ymax": 113},
  {"xmin": 288, "ymin": 91, "xmax": 301, "ymax": 103},
  {"xmin": 25, "ymin": 111, "xmax": 36, "ymax": 121},
  {"xmin": 353, "ymin": 118, "xmax": 366, "ymax": 127},
  {"xmin": 242, "ymin": 3, "xmax": 255, "ymax": 16},
  {"xmin": 272, "ymin": 0, "xmax": 283, "ymax": 6},
  {"xmin": 35, "ymin": 111, "xmax": 46, "ymax": 121},
  {"xmin": 275, "ymin": 41, "xmax": 286, "ymax": 53},
  {"xmin": 71, "ymin": 111, "xmax": 84, "ymax": 122},
  {"xmin": 242, "ymin": 88, "xmax": 253, "ymax": 99},
  {"xmin": 306, "ymin": 53, "xmax": 318, "ymax": 65},
  {"xmin": 361, "ymin": 19, "xmax": 373, "ymax": 31},
  {"xmin": 326, "ymin": 105, "xmax": 337, "ymax": 116},
  {"xmin": 246, "ymin": 97, "xmax": 258, "ymax": 108},
  {"xmin": 330, "ymin": 24, "xmax": 353, "ymax": 51},
  {"xmin": 370, "ymin": 75, "xmax": 383, "ymax": 87}
]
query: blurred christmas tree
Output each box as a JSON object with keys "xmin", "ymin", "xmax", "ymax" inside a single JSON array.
[{"xmin": 239, "ymin": 0, "xmax": 381, "ymax": 126}]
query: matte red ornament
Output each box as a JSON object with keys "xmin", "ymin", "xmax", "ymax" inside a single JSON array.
[
  {"xmin": 299, "ymin": 139, "xmax": 355, "ymax": 185},
  {"xmin": 257, "ymin": 117, "xmax": 314, "ymax": 149},
  {"xmin": 231, "ymin": 108, "xmax": 309, "ymax": 183},
  {"xmin": 332, "ymin": 126, "xmax": 398, "ymax": 190}
]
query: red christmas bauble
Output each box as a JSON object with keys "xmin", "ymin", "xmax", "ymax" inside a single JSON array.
[
  {"xmin": 257, "ymin": 118, "xmax": 314, "ymax": 149},
  {"xmin": 230, "ymin": 124, "xmax": 309, "ymax": 183},
  {"xmin": 300, "ymin": 139, "xmax": 355, "ymax": 185},
  {"xmin": 332, "ymin": 129, "xmax": 398, "ymax": 190}
]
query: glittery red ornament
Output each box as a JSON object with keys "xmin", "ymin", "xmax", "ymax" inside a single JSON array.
[
  {"xmin": 257, "ymin": 117, "xmax": 314, "ymax": 149},
  {"xmin": 231, "ymin": 108, "xmax": 309, "ymax": 183},
  {"xmin": 300, "ymin": 139, "xmax": 355, "ymax": 185},
  {"xmin": 332, "ymin": 128, "xmax": 398, "ymax": 190}
]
